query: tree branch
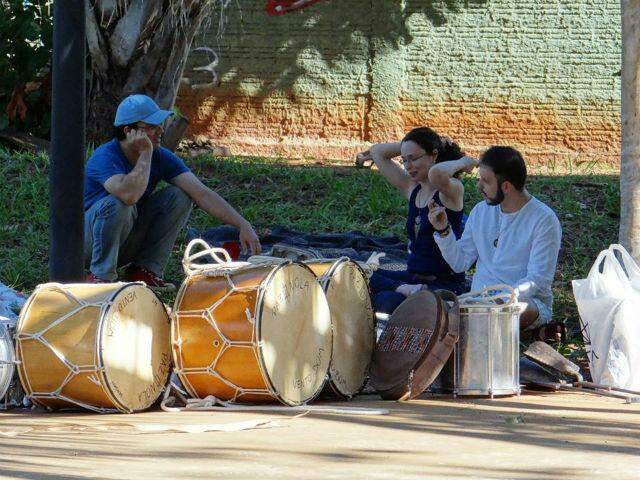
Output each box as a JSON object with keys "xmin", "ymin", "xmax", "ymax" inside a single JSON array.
[
  {"xmin": 156, "ymin": 4, "xmax": 211, "ymax": 108},
  {"xmin": 86, "ymin": 0, "xmax": 110, "ymax": 77},
  {"xmin": 122, "ymin": 9, "xmax": 175, "ymax": 95},
  {"xmin": 109, "ymin": 0, "xmax": 158, "ymax": 68}
]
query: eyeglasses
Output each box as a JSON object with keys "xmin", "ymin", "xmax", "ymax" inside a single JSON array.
[
  {"xmin": 401, "ymin": 154, "xmax": 428, "ymax": 166},
  {"xmin": 135, "ymin": 123, "xmax": 163, "ymax": 133}
]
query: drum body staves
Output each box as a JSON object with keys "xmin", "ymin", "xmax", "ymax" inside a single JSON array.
[
  {"xmin": 15, "ymin": 283, "xmax": 172, "ymax": 413},
  {"xmin": 172, "ymin": 262, "xmax": 332, "ymax": 406}
]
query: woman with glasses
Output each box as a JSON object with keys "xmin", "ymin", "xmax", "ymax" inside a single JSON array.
[{"xmin": 356, "ymin": 127, "xmax": 478, "ymax": 315}]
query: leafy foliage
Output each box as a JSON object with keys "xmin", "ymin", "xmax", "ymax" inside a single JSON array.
[{"xmin": 0, "ymin": 1, "xmax": 52, "ymax": 136}]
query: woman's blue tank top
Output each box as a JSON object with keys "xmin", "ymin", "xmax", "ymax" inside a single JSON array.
[{"xmin": 406, "ymin": 184, "xmax": 465, "ymax": 279}]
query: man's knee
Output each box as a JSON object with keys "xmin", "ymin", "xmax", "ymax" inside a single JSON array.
[
  {"xmin": 163, "ymin": 186, "xmax": 193, "ymax": 215},
  {"xmin": 519, "ymin": 301, "xmax": 538, "ymax": 330},
  {"xmin": 520, "ymin": 297, "xmax": 553, "ymax": 334},
  {"xmin": 91, "ymin": 195, "xmax": 136, "ymax": 224}
]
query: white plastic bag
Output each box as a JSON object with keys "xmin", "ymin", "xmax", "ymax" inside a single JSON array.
[{"xmin": 572, "ymin": 244, "xmax": 640, "ymax": 390}]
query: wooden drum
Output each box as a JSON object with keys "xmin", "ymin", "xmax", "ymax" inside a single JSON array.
[
  {"xmin": 15, "ymin": 283, "xmax": 171, "ymax": 413},
  {"xmin": 306, "ymin": 258, "xmax": 375, "ymax": 398},
  {"xmin": 172, "ymin": 256, "xmax": 332, "ymax": 406}
]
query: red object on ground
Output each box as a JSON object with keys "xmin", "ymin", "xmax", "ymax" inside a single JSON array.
[
  {"xmin": 222, "ymin": 241, "xmax": 241, "ymax": 260},
  {"xmin": 266, "ymin": 0, "xmax": 326, "ymax": 16}
]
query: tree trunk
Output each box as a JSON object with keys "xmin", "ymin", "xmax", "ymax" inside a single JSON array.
[
  {"xmin": 85, "ymin": 1, "xmax": 212, "ymax": 144},
  {"xmin": 620, "ymin": 0, "xmax": 640, "ymax": 260},
  {"xmin": 161, "ymin": 114, "xmax": 190, "ymax": 151}
]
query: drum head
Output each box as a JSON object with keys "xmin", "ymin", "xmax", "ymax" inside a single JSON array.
[
  {"xmin": 370, "ymin": 291, "xmax": 445, "ymax": 397},
  {"xmin": 0, "ymin": 326, "xmax": 15, "ymax": 399},
  {"xmin": 257, "ymin": 263, "xmax": 332, "ymax": 406},
  {"xmin": 101, "ymin": 284, "xmax": 171, "ymax": 412},
  {"xmin": 324, "ymin": 261, "xmax": 374, "ymax": 397}
]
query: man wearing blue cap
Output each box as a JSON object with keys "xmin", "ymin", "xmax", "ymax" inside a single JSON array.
[{"xmin": 83, "ymin": 94, "xmax": 261, "ymax": 290}]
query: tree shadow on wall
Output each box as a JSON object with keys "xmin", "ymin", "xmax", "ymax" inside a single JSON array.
[
  {"xmin": 420, "ymin": 0, "xmax": 489, "ymax": 27},
  {"xmin": 181, "ymin": 0, "xmax": 488, "ymax": 119}
]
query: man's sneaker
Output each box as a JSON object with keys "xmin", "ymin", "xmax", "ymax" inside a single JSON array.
[
  {"xmin": 86, "ymin": 272, "xmax": 109, "ymax": 284},
  {"xmin": 123, "ymin": 265, "xmax": 176, "ymax": 292}
]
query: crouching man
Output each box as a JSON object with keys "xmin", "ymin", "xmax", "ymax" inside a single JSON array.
[{"xmin": 84, "ymin": 94, "xmax": 261, "ymax": 290}]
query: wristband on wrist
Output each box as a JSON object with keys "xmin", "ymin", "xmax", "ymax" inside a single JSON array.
[{"xmin": 435, "ymin": 223, "xmax": 451, "ymax": 235}]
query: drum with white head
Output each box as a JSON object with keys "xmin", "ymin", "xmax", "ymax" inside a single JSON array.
[
  {"xmin": 173, "ymin": 240, "xmax": 332, "ymax": 406},
  {"xmin": 305, "ymin": 258, "xmax": 375, "ymax": 398},
  {"xmin": 16, "ymin": 282, "xmax": 172, "ymax": 413}
]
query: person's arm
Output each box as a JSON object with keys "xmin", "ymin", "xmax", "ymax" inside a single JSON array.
[
  {"xmin": 104, "ymin": 130, "xmax": 153, "ymax": 205},
  {"xmin": 357, "ymin": 142, "xmax": 414, "ymax": 197},
  {"xmin": 513, "ymin": 215, "xmax": 562, "ymax": 301},
  {"xmin": 428, "ymin": 155, "xmax": 478, "ymax": 211},
  {"xmin": 171, "ymin": 172, "xmax": 261, "ymax": 255},
  {"xmin": 428, "ymin": 201, "xmax": 479, "ymax": 273}
]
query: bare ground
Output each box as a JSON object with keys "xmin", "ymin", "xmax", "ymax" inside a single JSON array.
[{"xmin": 0, "ymin": 391, "xmax": 638, "ymax": 480}]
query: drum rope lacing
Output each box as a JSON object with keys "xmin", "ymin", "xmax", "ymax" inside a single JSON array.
[
  {"xmin": 174, "ymin": 258, "xmax": 278, "ymax": 403},
  {"xmin": 182, "ymin": 238, "xmax": 252, "ymax": 276},
  {"xmin": 458, "ymin": 285, "xmax": 518, "ymax": 307},
  {"xmin": 160, "ymin": 382, "xmax": 389, "ymax": 415},
  {"xmin": 16, "ymin": 283, "xmax": 122, "ymax": 413}
]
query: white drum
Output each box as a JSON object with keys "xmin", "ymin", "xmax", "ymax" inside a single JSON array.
[{"xmin": 306, "ymin": 258, "xmax": 375, "ymax": 398}]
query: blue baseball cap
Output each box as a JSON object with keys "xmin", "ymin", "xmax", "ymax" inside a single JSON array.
[{"xmin": 114, "ymin": 94, "xmax": 173, "ymax": 126}]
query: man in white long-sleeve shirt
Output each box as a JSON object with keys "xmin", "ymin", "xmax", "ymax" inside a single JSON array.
[{"xmin": 427, "ymin": 146, "xmax": 562, "ymax": 330}]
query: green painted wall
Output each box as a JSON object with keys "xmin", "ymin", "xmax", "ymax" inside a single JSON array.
[{"xmin": 178, "ymin": 0, "xmax": 621, "ymax": 165}]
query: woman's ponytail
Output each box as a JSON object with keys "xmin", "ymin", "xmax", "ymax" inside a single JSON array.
[{"xmin": 402, "ymin": 126, "xmax": 464, "ymax": 163}]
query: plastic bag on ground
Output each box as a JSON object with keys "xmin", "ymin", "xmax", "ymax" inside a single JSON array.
[{"xmin": 572, "ymin": 244, "xmax": 640, "ymax": 389}]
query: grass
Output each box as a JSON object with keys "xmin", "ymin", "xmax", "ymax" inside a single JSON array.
[{"xmin": 0, "ymin": 147, "xmax": 620, "ymax": 351}]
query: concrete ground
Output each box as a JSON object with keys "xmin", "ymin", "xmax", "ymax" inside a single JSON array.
[{"xmin": 0, "ymin": 391, "xmax": 638, "ymax": 480}]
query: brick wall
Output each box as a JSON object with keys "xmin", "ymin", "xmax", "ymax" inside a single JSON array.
[{"xmin": 177, "ymin": 0, "xmax": 621, "ymax": 165}]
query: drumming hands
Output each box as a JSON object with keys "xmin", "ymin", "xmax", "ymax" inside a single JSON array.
[{"xmin": 427, "ymin": 199, "xmax": 449, "ymax": 232}]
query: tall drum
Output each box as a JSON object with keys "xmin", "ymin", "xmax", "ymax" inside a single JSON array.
[
  {"xmin": 451, "ymin": 286, "xmax": 522, "ymax": 397},
  {"xmin": 173, "ymin": 241, "xmax": 332, "ymax": 406},
  {"xmin": 306, "ymin": 258, "xmax": 375, "ymax": 398},
  {"xmin": 16, "ymin": 283, "xmax": 171, "ymax": 413}
]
